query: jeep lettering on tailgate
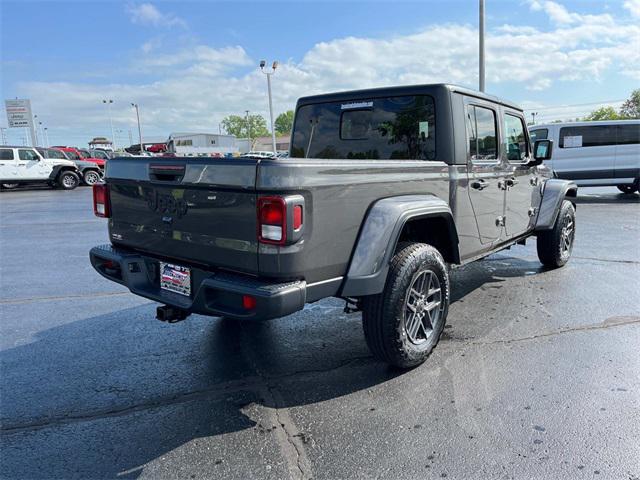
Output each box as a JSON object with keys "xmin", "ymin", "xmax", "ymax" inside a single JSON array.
[{"xmin": 146, "ymin": 190, "xmax": 189, "ymax": 218}]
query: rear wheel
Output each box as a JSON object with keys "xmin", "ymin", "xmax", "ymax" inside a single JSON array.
[
  {"xmin": 617, "ymin": 184, "xmax": 638, "ymax": 194},
  {"xmin": 1, "ymin": 183, "xmax": 19, "ymax": 190},
  {"xmin": 57, "ymin": 171, "xmax": 79, "ymax": 190},
  {"xmin": 537, "ymin": 200, "xmax": 575, "ymax": 268},
  {"xmin": 83, "ymin": 170, "xmax": 101, "ymax": 185},
  {"xmin": 362, "ymin": 242, "xmax": 449, "ymax": 369}
]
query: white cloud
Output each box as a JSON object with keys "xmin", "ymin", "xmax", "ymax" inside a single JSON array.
[
  {"xmin": 14, "ymin": 1, "xmax": 640, "ymax": 143},
  {"xmin": 126, "ymin": 3, "xmax": 186, "ymax": 28},
  {"xmin": 624, "ymin": 0, "xmax": 640, "ymax": 17}
]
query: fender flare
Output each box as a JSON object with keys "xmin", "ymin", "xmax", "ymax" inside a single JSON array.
[
  {"xmin": 48, "ymin": 165, "xmax": 78, "ymax": 182},
  {"xmin": 340, "ymin": 195, "xmax": 458, "ymax": 297},
  {"xmin": 535, "ymin": 179, "xmax": 577, "ymax": 231}
]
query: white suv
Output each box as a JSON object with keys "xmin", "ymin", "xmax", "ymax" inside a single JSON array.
[{"xmin": 0, "ymin": 146, "xmax": 81, "ymax": 190}]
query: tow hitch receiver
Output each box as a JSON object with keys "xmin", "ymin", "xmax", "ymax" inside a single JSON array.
[{"xmin": 156, "ymin": 305, "xmax": 190, "ymax": 323}]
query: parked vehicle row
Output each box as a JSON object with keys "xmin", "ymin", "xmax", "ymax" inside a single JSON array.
[
  {"xmin": 0, "ymin": 146, "xmax": 85, "ymax": 190},
  {"xmin": 529, "ymin": 120, "xmax": 640, "ymax": 193}
]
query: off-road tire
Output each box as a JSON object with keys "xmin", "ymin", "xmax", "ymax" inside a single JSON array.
[
  {"xmin": 83, "ymin": 170, "xmax": 101, "ymax": 186},
  {"xmin": 537, "ymin": 199, "xmax": 575, "ymax": 268},
  {"xmin": 57, "ymin": 171, "xmax": 80, "ymax": 190},
  {"xmin": 361, "ymin": 242, "xmax": 450, "ymax": 369}
]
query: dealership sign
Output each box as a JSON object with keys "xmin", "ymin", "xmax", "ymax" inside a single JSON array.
[{"xmin": 5, "ymin": 99, "xmax": 36, "ymax": 145}]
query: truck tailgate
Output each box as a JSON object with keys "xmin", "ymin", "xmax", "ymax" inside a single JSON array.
[{"xmin": 105, "ymin": 157, "xmax": 259, "ymax": 273}]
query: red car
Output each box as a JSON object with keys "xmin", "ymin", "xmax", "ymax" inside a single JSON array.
[
  {"xmin": 52, "ymin": 147, "xmax": 105, "ymax": 168},
  {"xmin": 147, "ymin": 143, "xmax": 167, "ymax": 153}
]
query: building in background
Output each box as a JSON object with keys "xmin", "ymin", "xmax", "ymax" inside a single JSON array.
[
  {"xmin": 167, "ymin": 132, "xmax": 242, "ymax": 156},
  {"xmin": 252, "ymin": 135, "xmax": 290, "ymax": 153}
]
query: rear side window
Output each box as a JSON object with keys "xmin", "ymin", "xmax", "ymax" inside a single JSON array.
[
  {"xmin": 559, "ymin": 125, "xmax": 615, "ymax": 148},
  {"xmin": 466, "ymin": 105, "xmax": 498, "ymax": 162},
  {"xmin": 529, "ymin": 128, "xmax": 548, "ymax": 142},
  {"xmin": 0, "ymin": 149, "xmax": 14, "ymax": 160},
  {"xmin": 616, "ymin": 124, "xmax": 640, "ymax": 145},
  {"xmin": 65, "ymin": 150, "xmax": 81, "ymax": 160},
  {"xmin": 291, "ymin": 95, "xmax": 436, "ymax": 160},
  {"xmin": 504, "ymin": 114, "xmax": 528, "ymax": 162},
  {"xmin": 46, "ymin": 149, "xmax": 67, "ymax": 159},
  {"xmin": 18, "ymin": 149, "xmax": 39, "ymax": 161}
]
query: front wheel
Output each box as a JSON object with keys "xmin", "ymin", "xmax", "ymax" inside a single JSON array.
[
  {"xmin": 536, "ymin": 199, "xmax": 575, "ymax": 268},
  {"xmin": 362, "ymin": 242, "xmax": 450, "ymax": 369},
  {"xmin": 57, "ymin": 171, "xmax": 80, "ymax": 190},
  {"xmin": 83, "ymin": 170, "xmax": 101, "ymax": 185}
]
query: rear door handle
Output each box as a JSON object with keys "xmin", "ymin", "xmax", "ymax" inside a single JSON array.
[{"xmin": 471, "ymin": 179, "xmax": 489, "ymax": 190}]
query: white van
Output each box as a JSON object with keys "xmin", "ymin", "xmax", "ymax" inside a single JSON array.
[{"xmin": 529, "ymin": 120, "xmax": 640, "ymax": 193}]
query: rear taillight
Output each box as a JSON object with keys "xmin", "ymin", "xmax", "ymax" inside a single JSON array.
[
  {"xmin": 258, "ymin": 196, "xmax": 286, "ymax": 244},
  {"xmin": 93, "ymin": 183, "xmax": 111, "ymax": 218}
]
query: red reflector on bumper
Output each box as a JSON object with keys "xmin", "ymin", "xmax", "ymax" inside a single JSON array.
[{"xmin": 242, "ymin": 295, "xmax": 256, "ymax": 310}]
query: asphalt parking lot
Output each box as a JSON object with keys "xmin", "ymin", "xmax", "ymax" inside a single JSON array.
[{"xmin": 1, "ymin": 186, "xmax": 639, "ymax": 480}]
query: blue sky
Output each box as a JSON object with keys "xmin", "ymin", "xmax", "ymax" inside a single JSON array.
[{"xmin": 1, "ymin": 0, "xmax": 639, "ymax": 147}]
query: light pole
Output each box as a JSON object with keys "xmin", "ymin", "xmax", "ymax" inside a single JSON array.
[
  {"xmin": 0, "ymin": 127, "xmax": 7, "ymax": 144},
  {"xmin": 260, "ymin": 60, "xmax": 278, "ymax": 153},
  {"xmin": 43, "ymin": 127, "xmax": 50, "ymax": 147},
  {"xmin": 479, "ymin": 0, "xmax": 485, "ymax": 92},
  {"xmin": 131, "ymin": 103, "xmax": 143, "ymax": 155},
  {"xmin": 38, "ymin": 121, "xmax": 45, "ymax": 146},
  {"xmin": 103, "ymin": 99, "xmax": 117, "ymax": 150},
  {"xmin": 531, "ymin": 112, "xmax": 538, "ymax": 125},
  {"xmin": 33, "ymin": 115, "xmax": 39, "ymax": 146}
]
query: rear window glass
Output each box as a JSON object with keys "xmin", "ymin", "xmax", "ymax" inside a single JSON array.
[
  {"xmin": 0, "ymin": 149, "xmax": 14, "ymax": 160},
  {"xmin": 617, "ymin": 124, "xmax": 640, "ymax": 145},
  {"xmin": 291, "ymin": 95, "xmax": 436, "ymax": 160}
]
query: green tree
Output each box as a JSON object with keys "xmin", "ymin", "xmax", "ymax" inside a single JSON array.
[
  {"xmin": 221, "ymin": 114, "xmax": 269, "ymax": 139},
  {"xmin": 274, "ymin": 110, "xmax": 294, "ymax": 135},
  {"xmin": 619, "ymin": 89, "xmax": 640, "ymax": 119},
  {"xmin": 584, "ymin": 106, "xmax": 621, "ymax": 121}
]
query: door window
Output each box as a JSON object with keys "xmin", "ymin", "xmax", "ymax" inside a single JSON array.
[
  {"xmin": 466, "ymin": 105, "xmax": 498, "ymax": 162},
  {"xmin": 559, "ymin": 125, "xmax": 615, "ymax": 148},
  {"xmin": 0, "ymin": 149, "xmax": 15, "ymax": 160},
  {"xmin": 504, "ymin": 114, "xmax": 528, "ymax": 162},
  {"xmin": 18, "ymin": 149, "xmax": 39, "ymax": 161}
]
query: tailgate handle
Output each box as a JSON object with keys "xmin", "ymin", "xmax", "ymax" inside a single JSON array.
[{"xmin": 149, "ymin": 164, "xmax": 185, "ymax": 182}]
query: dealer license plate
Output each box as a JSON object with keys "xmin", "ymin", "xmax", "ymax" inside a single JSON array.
[{"xmin": 160, "ymin": 262, "xmax": 191, "ymax": 296}]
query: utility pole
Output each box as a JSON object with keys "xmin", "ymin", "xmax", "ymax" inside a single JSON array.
[
  {"xmin": 245, "ymin": 110, "xmax": 251, "ymax": 148},
  {"xmin": 479, "ymin": 0, "xmax": 485, "ymax": 92},
  {"xmin": 131, "ymin": 103, "xmax": 143, "ymax": 154},
  {"xmin": 103, "ymin": 99, "xmax": 117, "ymax": 150},
  {"xmin": 260, "ymin": 60, "xmax": 279, "ymax": 153},
  {"xmin": 33, "ymin": 115, "xmax": 39, "ymax": 146}
]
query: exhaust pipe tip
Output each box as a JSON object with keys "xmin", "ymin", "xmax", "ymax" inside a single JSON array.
[{"xmin": 156, "ymin": 305, "xmax": 190, "ymax": 323}]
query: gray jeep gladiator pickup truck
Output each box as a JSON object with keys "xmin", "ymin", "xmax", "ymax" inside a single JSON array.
[{"xmin": 90, "ymin": 84, "xmax": 576, "ymax": 368}]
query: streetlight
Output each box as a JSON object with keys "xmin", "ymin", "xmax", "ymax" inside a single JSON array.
[
  {"xmin": 531, "ymin": 112, "xmax": 538, "ymax": 125},
  {"xmin": 479, "ymin": 0, "xmax": 485, "ymax": 92},
  {"xmin": 43, "ymin": 127, "xmax": 50, "ymax": 147},
  {"xmin": 260, "ymin": 60, "xmax": 278, "ymax": 153},
  {"xmin": 33, "ymin": 114, "xmax": 39, "ymax": 146},
  {"xmin": 103, "ymin": 99, "xmax": 117, "ymax": 150},
  {"xmin": 131, "ymin": 103, "xmax": 143, "ymax": 155}
]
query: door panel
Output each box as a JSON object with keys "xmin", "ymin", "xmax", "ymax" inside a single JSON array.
[
  {"xmin": 502, "ymin": 112, "xmax": 538, "ymax": 238},
  {"xmin": 0, "ymin": 149, "xmax": 17, "ymax": 180},
  {"xmin": 465, "ymin": 102, "xmax": 505, "ymax": 245}
]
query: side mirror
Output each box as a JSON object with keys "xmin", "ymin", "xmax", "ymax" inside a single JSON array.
[{"xmin": 532, "ymin": 139, "xmax": 553, "ymax": 164}]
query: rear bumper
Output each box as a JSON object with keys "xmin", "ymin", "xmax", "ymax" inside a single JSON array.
[{"xmin": 89, "ymin": 244, "xmax": 306, "ymax": 320}]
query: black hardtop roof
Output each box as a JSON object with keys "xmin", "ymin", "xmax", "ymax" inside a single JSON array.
[{"xmin": 296, "ymin": 83, "xmax": 522, "ymax": 112}]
